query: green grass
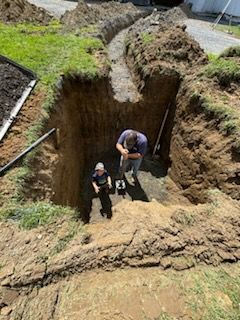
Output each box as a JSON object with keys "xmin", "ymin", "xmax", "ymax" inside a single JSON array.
[
  {"xmin": 50, "ymin": 221, "xmax": 86, "ymax": 255},
  {"xmin": 216, "ymin": 25, "xmax": 240, "ymax": 38},
  {"xmin": 0, "ymin": 201, "xmax": 76, "ymax": 229},
  {"xmin": 220, "ymin": 45, "xmax": 240, "ymax": 58},
  {"xmin": 0, "ymin": 22, "xmax": 103, "ymax": 89},
  {"xmin": 185, "ymin": 267, "xmax": 240, "ymax": 320},
  {"xmin": 202, "ymin": 56, "xmax": 240, "ymax": 86},
  {"xmin": 141, "ymin": 32, "xmax": 154, "ymax": 44}
]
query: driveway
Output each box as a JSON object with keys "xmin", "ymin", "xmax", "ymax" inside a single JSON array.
[
  {"xmin": 185, "ymin": 19, "xmax": 240, "ymax": 54},
  {"xmin": 28, "ymin": 0, "xmax": 77, "ymax": 18}
]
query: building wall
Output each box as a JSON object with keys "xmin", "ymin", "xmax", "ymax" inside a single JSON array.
[{"xmin": 185, "ymin": 0, "xmax": 240, "ymax": 17}]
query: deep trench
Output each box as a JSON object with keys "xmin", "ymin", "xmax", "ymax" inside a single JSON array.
[{"xmin": 50, "ymin": 69, "xmax": 180, "ymax": 222}]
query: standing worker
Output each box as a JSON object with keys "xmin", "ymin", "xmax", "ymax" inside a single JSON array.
[{"xmin": 116, "ymin": 129, "xmax": 148, "ymax": 183}]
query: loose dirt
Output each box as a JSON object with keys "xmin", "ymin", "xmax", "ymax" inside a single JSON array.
[
  {"xmin": 0, "ymin": 91, "xmax": 44, "ymax": 169},
  {"xmin": 0, "ymin": 0, "xmax": 53, "ymax": 24},
  {"xmin": 0, "ymin": 61, "xmax": 31, "ymax": 128},
  {"xmin": 61, "ymin": 0, "xmax": 141, "ymax": 29}
]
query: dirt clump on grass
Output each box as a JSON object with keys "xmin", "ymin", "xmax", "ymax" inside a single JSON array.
[
  {"xmin": 61, "ymin": 0, "xmax": 141, "ymax": 29},
  {"xmin": 0, "ymin": 0, "xmax": 53, "ymax": 24}
]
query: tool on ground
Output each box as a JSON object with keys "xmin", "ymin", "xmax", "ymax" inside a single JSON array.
[
  {"xmin": 115, "ymin": 160, "xmax": 126, "ymax": 193},
  {"xmin": 152, "ymin": 103, "xmax": 170, "ymax": 159}
]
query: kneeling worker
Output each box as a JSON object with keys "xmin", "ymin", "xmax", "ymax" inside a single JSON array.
[{"xmin": 116, "ymin": 129, "xmax": 148, "ymax": 182}]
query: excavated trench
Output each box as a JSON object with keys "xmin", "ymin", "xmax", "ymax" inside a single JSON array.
[
  {"xmin": 49, "ymin": 69, "xmax": 180, "ymax": 222},
  {"xmin": 25, "ymin": 11, "xmax": 240, "ymax": 223}
]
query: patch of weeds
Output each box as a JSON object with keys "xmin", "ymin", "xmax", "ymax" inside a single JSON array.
[
  {"xmin": 201, "ymin": 97, "xmax": 240, "ymax": 135},
  {"xmin": 78, "ymin": 24, "xmax": 98, "ymax": 35},
  {"xmin": 184, "ymin": 266, "xmax": 240, "ymax": 320},
  {"xmin": 172, "ymin": 208, "xmax": 196, "ymax": 226},
  {"xmin": 7, "ymin": 167, "xmax": 30, "ymax": 203},
  {"xmin": 19, "ymin": 202, "xmax": 75, "ymax": 230},
  {"xmin": 36, "ymin": 253, "xmax": 49, "ymax": 263},
  {"xmin": 202, "ymin": 57, "xmax": 240, "ymax": 86},
  {"xmin": 141, "ymin": 32, "xmax": 154, "ymax": 44},
  {"xmin": 0, "ymin": 201, "xmax": 75, "ymax": 229},
  {"xmin": 51, "ymin": 222, "xmax": 86, "ymax": 255},
  {"xmin": 220, "ymin": 45, "xmax": 240, "ymax": 57},
  {"xmin": 156, "ymin": 312, "xmax": 173, "ymax": 320}
]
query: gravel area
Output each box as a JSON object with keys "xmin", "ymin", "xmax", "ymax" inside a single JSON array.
[
  {"xmin": 185, "ymin": 19, "xmax": 240, "ymax": 54},
  {"xmin": 28, "ymin": 0, "xmax": 77, "ymax": 18}
]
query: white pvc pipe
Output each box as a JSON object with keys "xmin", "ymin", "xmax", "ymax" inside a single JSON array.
[{"xmin": 0, "ymin": 79, "xmax": 37, "ymax": 142}]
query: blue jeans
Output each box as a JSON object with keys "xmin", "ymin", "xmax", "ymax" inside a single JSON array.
[{"xmin": 120, "ymin": 156, "xmax": 143, "ymax": 176}]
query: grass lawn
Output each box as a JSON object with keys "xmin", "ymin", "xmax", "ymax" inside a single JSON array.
[
  {"xmin": 216, "ymin": 24, "xmax": 240, "ymax": 38},
  {"xmin": 0, "ymin": 21, "xmax": 104, "ymax": 89}
]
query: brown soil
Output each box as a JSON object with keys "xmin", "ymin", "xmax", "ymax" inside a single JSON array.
[
  {"xmin": 0, "ymin": 61, "xmax": 31, "ymax": 127},
  {"xmin": 0, "ymin": 90, "xmax": 45, "ymax": 168},
  {"xmin": 0, "ymin": 0, "xmax": 53, "ymax": 24},
  {"xmin": 61, "ymin": 1, "xmax": 141, "ymax": 29},
  {"xmin": 0, "ymin": 191, "xmax": 240, "ymax": 319}
]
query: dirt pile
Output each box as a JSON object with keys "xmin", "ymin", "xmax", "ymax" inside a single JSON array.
[
  {"xmin": 0, "ymin": 61, "xmax": 31, "ymax": 128},
  {"xmin": 61, "ymin": 0, "xmax": 141, "ymax": 29},
  {"xmin": 0, "ymin": 191, "xmax": 240, "ymax": 319},
  {"xmin": 0, "ymin": 0, "xmax": 53, "ymax": 24},
  {"xmin": 126, "ymin": 14, "xmax": 207, "ymax": 90}
]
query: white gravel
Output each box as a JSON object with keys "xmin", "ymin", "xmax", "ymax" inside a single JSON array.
[
  {"xmin": 185, "ymin": 19, "xmax": 240, "ymax": 54},
  {"xmin": 28, "ymin": 0, "xmax": 77, "ymax": 18}
]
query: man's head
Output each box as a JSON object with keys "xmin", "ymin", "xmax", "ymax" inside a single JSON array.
[
  {"xmin": 95, "ymin": 162, "xmax": 105, "ymax": 176},
  {"xmin": 124, "ymin": 131, "xmax": 137, "ymax": 150}
]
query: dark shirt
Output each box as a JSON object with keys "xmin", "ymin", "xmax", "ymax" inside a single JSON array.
[
  {"xmin": 117, "ymin": 129, "xmax": 148, "ymax": 155},
  {"xmin": 92, "ymin": 170, "xmax": 109, "ymax": 186}
]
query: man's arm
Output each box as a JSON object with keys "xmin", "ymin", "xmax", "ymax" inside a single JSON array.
[
  {"xmin": 92, "ymin": 181, "xmax": 100, "ymax": 193},
  {"xmin": 116, "ymin": 143, "xmax": 129, "ymax": 160},
  {"xmin": 127, "ymin": 153, "xmax": 143, "ymax": 159}
]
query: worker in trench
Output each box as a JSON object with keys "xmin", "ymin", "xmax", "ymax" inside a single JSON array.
[
  {"xmin": 92, "ymin": 162, "xmax": 113, "ymax": 219},
  {"xmin": 116, "ymin": 129, "xmax": 148, "ymax": 184}
]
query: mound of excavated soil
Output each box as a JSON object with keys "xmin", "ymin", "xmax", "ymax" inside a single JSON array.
[
  {"xmin": 61, "ymin": 0, "xmax": 140, "ymax": 28},
  {"xmin": 0, "ymin": 191, "xmax": 240, "ymax": 319},
  {"xmin": 0, "ymin": 62, "xmax": 31, "ymax": 127},
  {"xmin": 126, "ymin": 14, "xmax": 207, "ymax": 90},
  {"xmin": 0, "ymin": 0, "xmax": 53, "ymax": 24}
]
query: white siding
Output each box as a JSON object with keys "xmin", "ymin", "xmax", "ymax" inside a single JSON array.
[{"xmin": 185, "ymin": 0, "xmax": 240, "ymax": 17}]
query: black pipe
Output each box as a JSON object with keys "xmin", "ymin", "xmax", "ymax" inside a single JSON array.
[{"xmin": 0, "ymin": 128, "xmax": 56, "ymax": 177}]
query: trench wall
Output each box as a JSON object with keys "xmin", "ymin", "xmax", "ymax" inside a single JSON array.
[
  {"xmin": 169, "ymin": 88, "xmax": 240, "ymax": 202},
  {"xmin": 50, "ymin": 70, "xmax": 180, "ymax": 212}
]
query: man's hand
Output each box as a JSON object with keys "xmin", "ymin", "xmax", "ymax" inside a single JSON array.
[{"xmin": 121, "ymin": 148, "xmax": 129, "ymax": 160}]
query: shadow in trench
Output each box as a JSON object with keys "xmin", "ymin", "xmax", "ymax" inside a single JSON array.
[
  {"xmin": 80, "ymin": 151, "xmax": 168, "ymax": 223},
  {"xmin": 124, "ymin": 177, "xmax": 149, "ymax": 202}
]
